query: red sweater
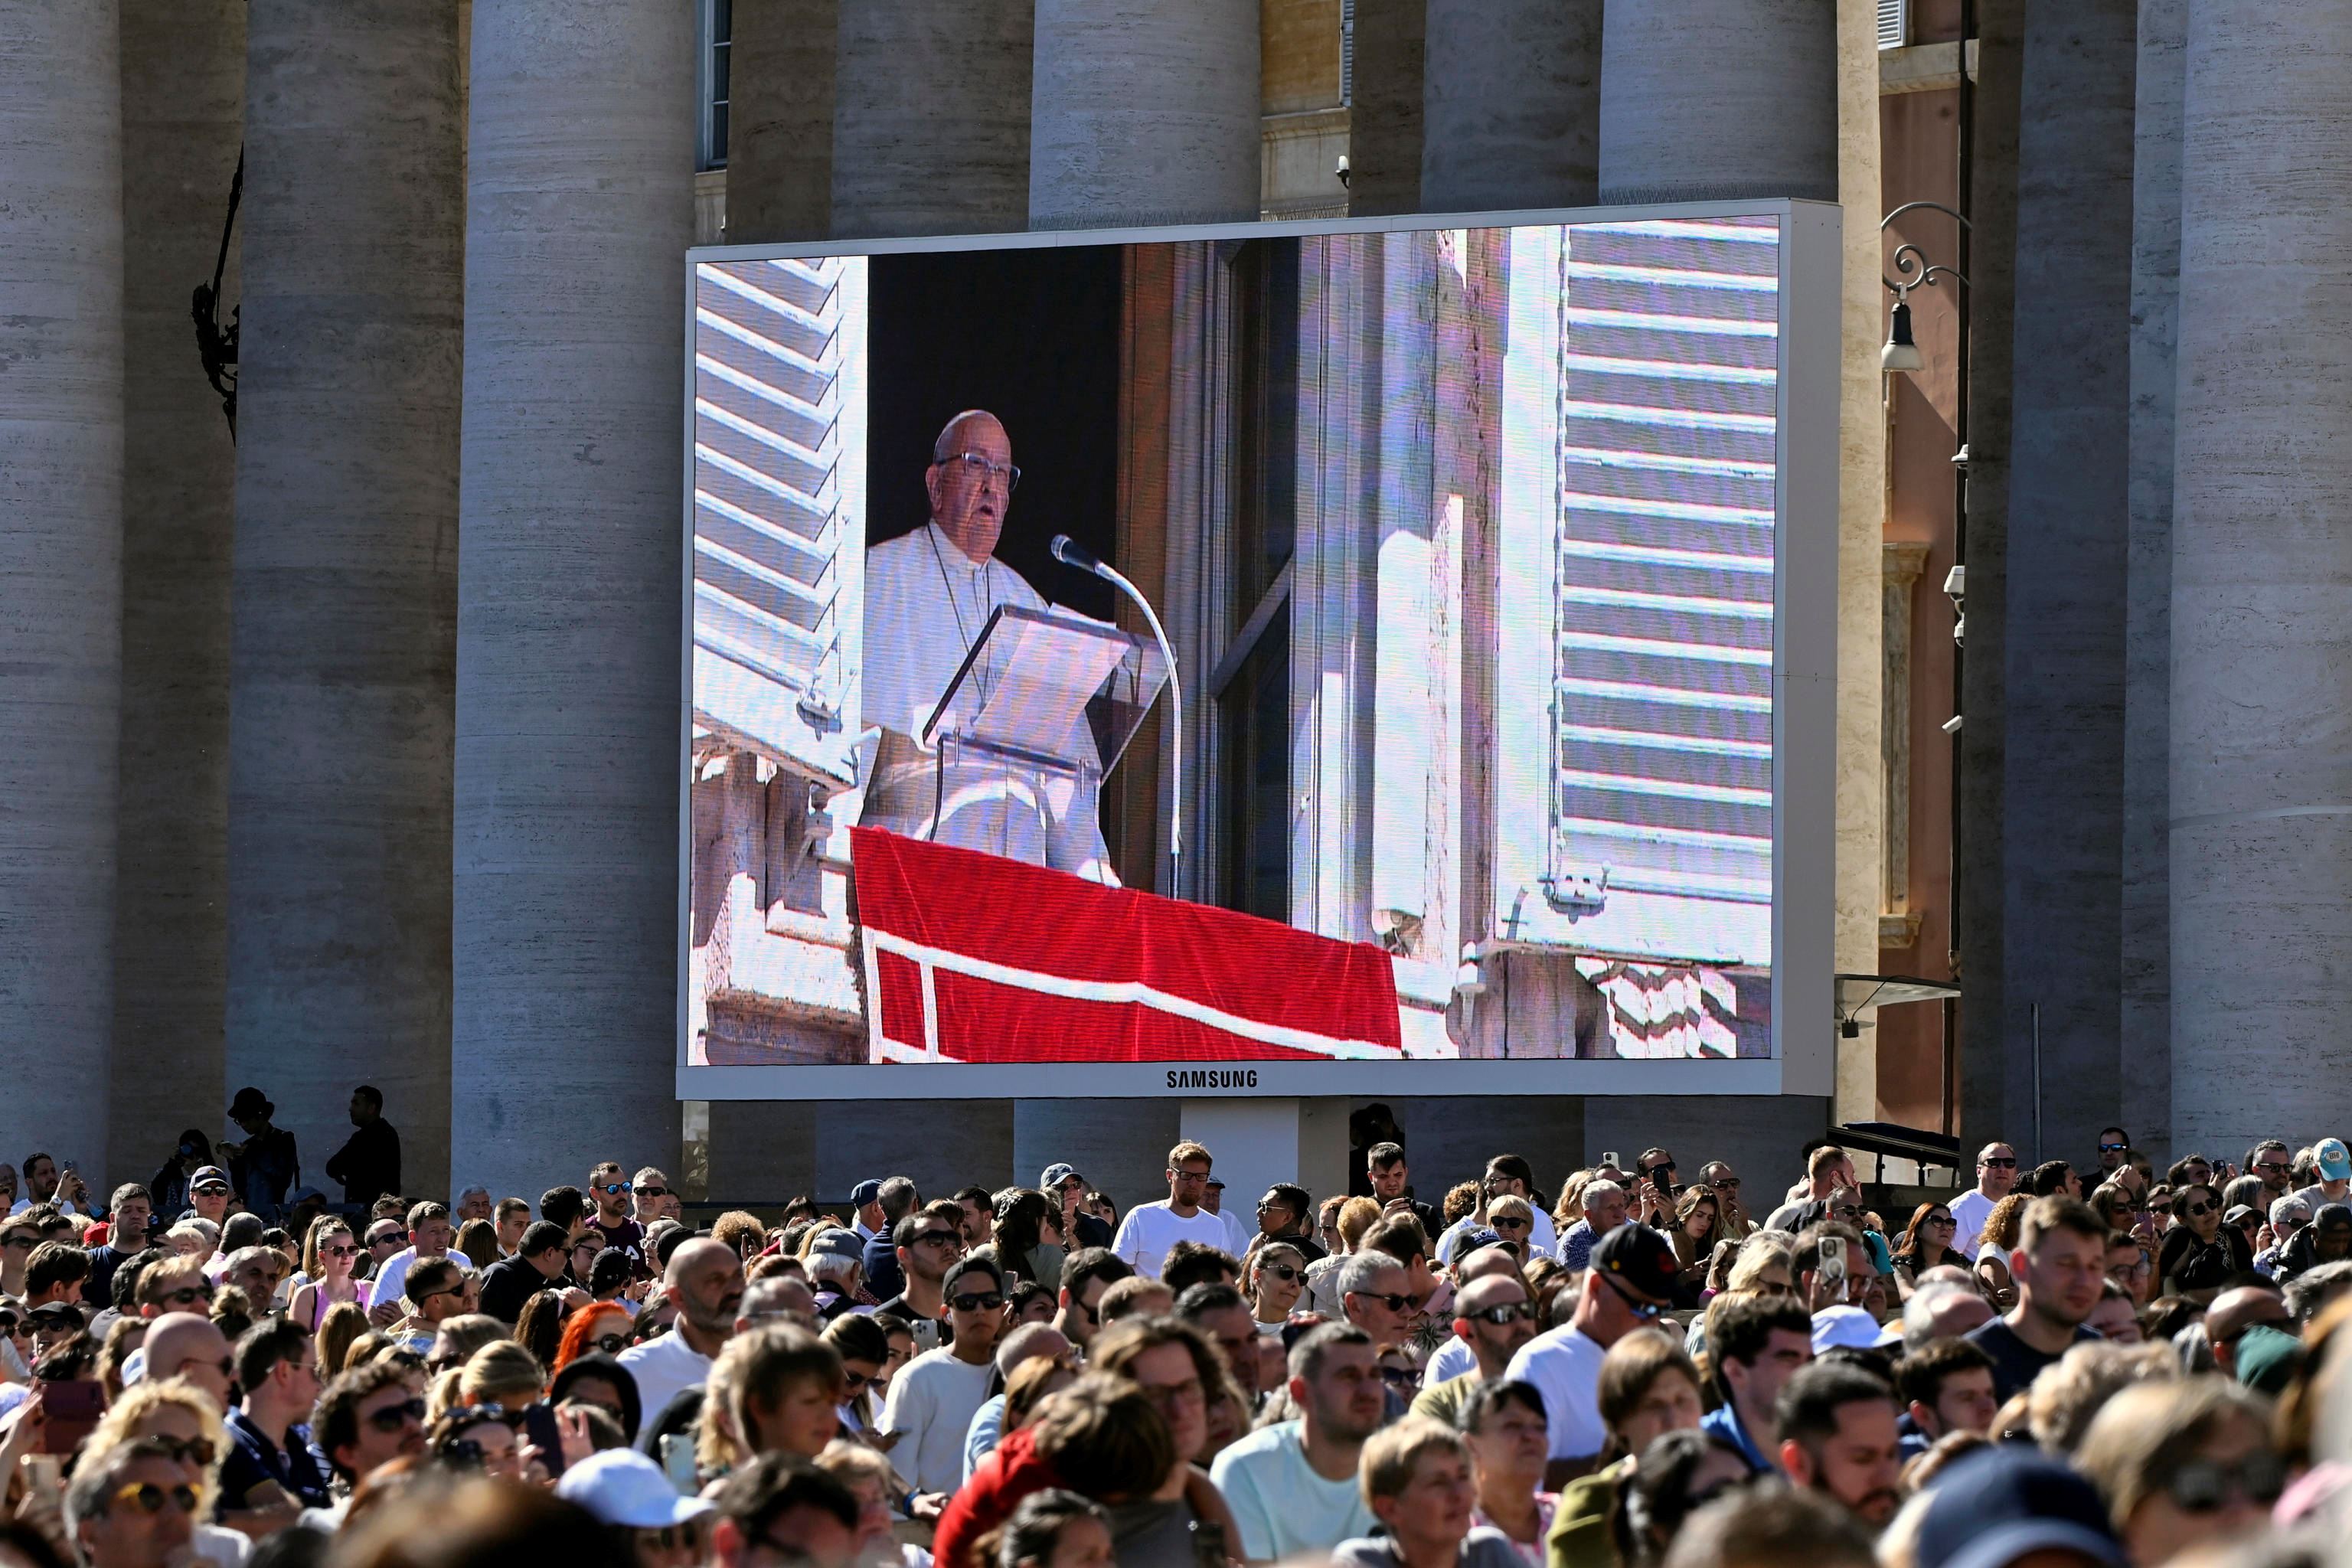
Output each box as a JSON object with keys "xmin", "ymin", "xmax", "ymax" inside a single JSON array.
[{"xmin": 930, "ymin": 1426, "xmax": 1064, "ymax": 1568}]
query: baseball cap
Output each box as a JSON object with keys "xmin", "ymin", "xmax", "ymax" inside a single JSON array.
[
  {"xmin": 189, "ymin": 1166, "xmax": 231, "ymax": 1194},
  {"xmin": 2319, "ymin": 1138, "xmax": 2351, "ymax": 1183},
  {"xmin": 2224, "ymin": 1204, "xmax": 2259, "ymax": 1227},
  {"xmin": 1810, "ymin": 1305, "xmax": 1882, "ymax": 1354},
  {"xmin": 1591, "ymin": 1223, "xmax": 1678, "ymax": 1305},
  {"xmin": 1912, "ymin": 1449, "xmax": 2124, "ymax": 1568},
  {"xmin": 1206, "ymin": 1178, "xmax": 1226, "ymax": 1191},
  {"xmin": 1040, "ymin": 1163, "xmax": 1083, "ymax": 1191},
  {"xmin": 850, "ymin": 1179, "xmax": 882, "ymax": 1207},
  {"xmin": 805, "ymin": 1227, "xmax": 863, "ymax": 1263},
  {"xmin": 557, "ymin": 1448, "xmax": 715, "ymax": 1528},
  {"xmin": 2233, "ymin": 1323, "xmax": 2305, "ymax": 1396}
]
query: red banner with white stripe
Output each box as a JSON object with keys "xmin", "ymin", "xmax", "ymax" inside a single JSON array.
[{"xmin": 850, "ymin": 827, "xmax": 1404, "ymax": 1064}]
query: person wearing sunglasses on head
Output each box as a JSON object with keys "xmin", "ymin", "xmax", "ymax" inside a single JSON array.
[
  {"xmin": 878, "ymin": 1253, "xmax": 1008, "ymax": 1497},
  {"xmin": 1949, "ymin": 1142, "xmax": 2020, "ymax": 1260},
  {"xmin": 1410, "ymin": 1273, "xmax": 1537, "ymax": 1431},
  {"xmin": 1506, "ymin": 1225, "xmax": 1678, "ymax": 1490}
]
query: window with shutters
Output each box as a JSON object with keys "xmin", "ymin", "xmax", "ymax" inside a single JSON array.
[
  {"xmin": 691, "ymin": 255, "xmax": 867, "ymax": 788},
  {"xmin": 1877, "ymin": 0, "xmax": 1907, "ymax": 48},
  {"xmin": 697, "ymin": 0, "xmax": 733, "ymax": 171},
  {"xmin": 1494, "ymin": 218, "xmax": 1779, "ymax": 969},
  {"xmin": 1340, "ymin": 0, "xmax": 1356, "ymax": 106}
]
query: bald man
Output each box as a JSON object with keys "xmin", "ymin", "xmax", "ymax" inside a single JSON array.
[
  {"xmin": 1413, "ymin": 1272, "xmax": 1537, "ymax": 1429},
  {"xmin": 142, "ymin": 1312, "xmax": 234, "ymax": 1411},
  {"xmin": 858, "ymin": 410, "xmax": 1117, "ymax": 880},
  {"xmin": 619, "ymin": 1237, "xmax": 746, "ymax": 1419}
]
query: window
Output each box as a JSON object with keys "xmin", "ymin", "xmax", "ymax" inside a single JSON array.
[
  {"xmin": 1218, "ymin": 603, "xmax": 1291, "ymax": 922},
  {"xmin": 1341, "ymin": 0, "xmax": 1356, "ymax": 106},
  {"xmin": 1877, "ymin": 0, "xmax": 1907, "ymax": 48},
  {"xmin": 698, "ymin": 0, "xmax": 733, "ymax": 171},
  {"xmin": 691, "ymin": 256, "xmax": 867, "ymax": 786},
  {"xmin": 1230, "ymin": 241, "xmax": 1299, "ymax": 628}
]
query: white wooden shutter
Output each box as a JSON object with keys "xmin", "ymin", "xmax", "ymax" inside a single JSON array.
[
  {"xmin": 1877, "ymin": 0, "xmax": 1907, "ymax": 47},
  {"xmin": 691, "ymin": 255, "xmax": 867, "ymax": 787},
  {"xmin": 1543, "ymin": 218, "xmax": 1779, "ymax": 963}
]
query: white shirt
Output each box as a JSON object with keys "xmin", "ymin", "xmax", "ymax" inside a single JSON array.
[
  {"xmin": 1504, "ymin": 1326, "xmax": 1609, "ymax": 1462},
  {"xmin": 8, "ymin": 1198, "xmax": 77, "ymax": 1217},
  {"xmin": 1437, "ymin": 1210, "xmax": 1558, "ymax": 1265},
  {"xmin": 368, "ymin": 1246, "xmax": 474, "ymax": 1308},
  {"xmin": 1949, "ymin": 1188, "xmax": 2000, "ymax": 1259},
  {"xmin": 1210, "ymin": 1419, "xmax": 1377, "ymax": 1561},
  {"xmin": 878, "ymin": 1346, "xmax": 993, "ymax": 1494},
  {"xmin": 1111, "ymin": 1200, "xmax": 1233, "ymax": 1279},
  {"xmin": 1212, "ymin": 1207, "xmax": 1253, "ymax": 1256},
  {"xmin": 1425, "ymin": 1333, "xmax": 1478, "ymax": 1386},
  {"xmin": 858, "ymin": 524, "xmax": 1112, "ymax": 877},
  {"xmin": 617, "ymin": 1332, "xmax": 716, "ymax": 1422}
]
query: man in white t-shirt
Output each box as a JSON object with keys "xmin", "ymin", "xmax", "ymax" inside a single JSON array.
[
  {"xmin": 1948, "ymin": 1142, "xmax": 2019, "ymax": 1259},
  {"xmin": 1204, "ymin": 1180, "xmax": 1253, "ymax": 1256},
  {"xmin": 366, "ymin": 1201, "xmax": 474, "ymax": 1325},
  {"xmin": 619, "ymin": 1237, "xmax": 744, "ymax": 1419},
  {"xmin": 1505, "ymin": 1223, "xmax": 1678, "ymax": 1488},
  {"xmin": 880, "ymin": 1254, "xmax": 1008, "ymax": 1494},
  {"xmin": 11, "ymin": 1155, "xmax": 87, "ymax": 1218},
  {"xmin": 1111, "ymin": 1141, "xmax": 1231, "ymax": 1279},
  {"xmin": 1211, "ymin": 1322, "xmax": 1383, "ymax": 1562}
]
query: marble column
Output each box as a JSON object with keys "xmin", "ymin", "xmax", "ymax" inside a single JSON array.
[
  {"xmin": 2171, "ymin": 0, "xmax": 2352, "ymax": 1149},
  {"xmin": 452, "ymin": 0, "xmax": 696, "ymax": 1201},
  {"xmin": 110, "ymin": 0, "xmax": 243, "ymax": 1184},
  {"xmin": 1029, "ymin": 0, "xmax": 1262, "ymax": 228},
  {"xmin": 0, "ymin": 0, "xmax": 125, "ymax": 1186},
  {"xmin": 1419, "ymin": 0, "xmax": 1599, "ymax": 212},
  {"xmin": 227, "ymin": 0, "xmax": 463, "ymax": 1197},
  {"xmin": 833, "ymin": 0, "xmax": 1034, "ymax": 239},
  {"xmin": 1598, "ymin": 0, "xmax": 1838, "ymax": 204},
  {"xmin": 725, "ymin": 0, "xmax": 838, "ymax": 243},
  {"xmin": 2122, "ymin": 0, "xmax": 2183, "ymax": 1155}
]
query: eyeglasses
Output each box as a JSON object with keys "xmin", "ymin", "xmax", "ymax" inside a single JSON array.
[
  {"xmin": 597, "ymin": 1183, "xmax": 632, "ymax": 1197},
  {"xmin": 160, "ymin": 1286, "xmax": 213, "ymax": 1308},
  {"xmin": 1982, "ymin": 1157, "xmax": 2018, "ymax": 1168},
  {"xmin": 1353, "ymin": 1292, "xmax": 1424, "ymax": 1314},
  {"xmin": 1258, "ymin": 1263, "xmax": 1301, "ymax": 1282},
  {"xmin": 933, "ymin": 451, "xmax": 1021, "ymax": 492},
  {"xmin": 1926, "ymin": 1214, "xmax": 1955, "ymax": 1227},
  {"xmin": 1142, "ymin": 1376, "xmax": 1205, "ymax": 1413},
  {"xmin": 1466, "ymin": 1302, "xmax": 1534, "ymax": 1325},
  {"xmin": 148, "ymin": 1435, "xmax": 218, "ymax": 1467},
  {"xmin": 949, "ymin": 1292, "xmax": 1006, "ymax": 1313},
  {"xmin": 112, "ymin": 1483, "xmax": 200, "ymax": 1517},
  {"xmin": 2167, "ymin": 1453, "xmax": 2286, "ymax": 1512}
]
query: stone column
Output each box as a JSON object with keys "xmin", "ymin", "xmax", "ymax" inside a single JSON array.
[
  {"xmin": 1419, "ymin": 0, "xmax": 1599, "ymax": 212},
  {"xmin": 1834, "ymin": 0, "xmax": 1886, "ymax": 1125},
  {"xmin": 2172, "ymin": 0, "xmax": 2352, "ymax": 1150},
  {"xmin": 834, "ymin": 1, "xmax": 1034, "ymax": 239},
  {"xmin": 2002, "ymin": 0, "xmax": 2137, "ymax": 1165},
  {"xmin": 2122, "ymin": 0, "xmax": 2183, "ymax": 1155},
  {"xmin": 227, "ymin": 0, "xmax": 463, "ymax": 1197},
  {"xmin": 725, "ymin": 0, "xmax": 838, "ymax": 243},
  {"xmin": 1598, "ymin": 0, "xmax": 1838, "ymax": 204},
  {"xmin": 111, "ymin": 0, "xmax": 243, "ymax": 1182},
  {"xmin": 1347, "ymin": 0, "xmax": 1425, "ymax": 217},
  {"xmin": 0, "ymin": 1, "xmax": 124, "ymax": 1186},
  {"xmin": 452, "ymin": 0, "xmax": 695, "ymax": 1201},
  {"xmin": 1030, "ymin": 0, "xmax": 1262, "ymax": 228}
]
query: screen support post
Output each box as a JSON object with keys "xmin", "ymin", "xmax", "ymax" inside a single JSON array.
[{"xmin": 1180, "ymin": 1099, "xmax": 1351, "ymax": 1210}]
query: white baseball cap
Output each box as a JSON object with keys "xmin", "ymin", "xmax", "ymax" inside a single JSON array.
[{"xmin": 556, "ymin": 1449, "xmax": 715, "ymax": 1527}]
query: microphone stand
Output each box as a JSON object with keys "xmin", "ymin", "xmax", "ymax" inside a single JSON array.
[{"xmin": 1052, "ymin": 536, "xmax": 1182, "ymax": 894}]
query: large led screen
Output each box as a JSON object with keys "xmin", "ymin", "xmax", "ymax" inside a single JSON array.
[{"xmin": 681, "ymin": 205, "xmax": 1836, "ymax": 1099}]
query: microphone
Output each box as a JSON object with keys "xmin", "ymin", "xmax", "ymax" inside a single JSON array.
[
  {"xmin": 1048, "ymin": 534, "xmax": 1184, "ymax": 890},
  {"xmin": 1050, "ymin": 534, "xmax": 1105, "ymax": 576}
]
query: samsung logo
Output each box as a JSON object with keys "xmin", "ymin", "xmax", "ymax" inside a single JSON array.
[{"xmin": 1166, "ymin": 1069, "xmax": 1259, "ymax": 1089}]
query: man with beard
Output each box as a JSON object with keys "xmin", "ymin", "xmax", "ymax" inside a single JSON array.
[
  {"xmin": 1211, "ymin": 1323, "xmax": 1383, "ymax": 1562},
  {"xmin": 1775, "ymin": 1362, "xmax": 1903, "ymax": 1531},
  {"xmin": 620, "ymin": 1236, "xmax": 745, "ymax": 1417},
  {"xmin": 310, "ymin": 1362, "xmax": 429, "ymax": 1522},
  {"xmin": 1965, "ymin": 1197, "xmax": 2107, "ymax": 1400}
]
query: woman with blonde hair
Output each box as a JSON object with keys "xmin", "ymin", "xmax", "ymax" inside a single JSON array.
[
  {"xmin": 81, "ymin": 1379, "xmax": 250, "ymax": 1565},
  {"xmin": 459, "ymin": 1341, "xmax": 547, "ymax": 1412},
  {"xmin": 1553, "ymin": 1171, "xmax": 1596, "ymax": 1232},
  {"xmin": 2074, "ymin": 1377, "xmax": 2282, "ymax": 1568},
  {"xmin": 289, "ymin": 1216, "xmax": 371, "ymax": 1331},
  {"xmin": 1972, "ymin": 1194, "xmax": 2030, "ymax": 1311}
]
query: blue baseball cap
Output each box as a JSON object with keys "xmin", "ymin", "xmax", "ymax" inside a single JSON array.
[
  {"xmin": 2318, "ymin": 1138, "xmax": 2350, "ymax": 1183},
  {"xmin": 1913, "ymin": 1449, "xmax": 2124, "ymax": 1568},
  {"xmin": 850, "ymin": 1180, "xmax": 882, "ymax": 1207}
]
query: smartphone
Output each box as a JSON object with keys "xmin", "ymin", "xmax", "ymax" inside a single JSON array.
[
  {"xmin": 523, "ymin": 1401, "xmax": 564, "ymax": 1478},
  {"xmin": 40, "ymin": 1380, "xmax": 104, "ymax": 1455},
  {"xmin": 1600, "ymin": 1152, "xmax": 1622, "ymax": 1171},
  {"xmin": 1816, "ymin": 1237, "xmax": 1848, "ymax": 1294},
  {"xmin": 659, "ymin": 1432, "xmax": 697, "ymax": 1494}
]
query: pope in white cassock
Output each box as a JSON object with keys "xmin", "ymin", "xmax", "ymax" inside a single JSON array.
[{"xmin": 857, "ymin": 410, "xmax": 1119, "ymax": 884}]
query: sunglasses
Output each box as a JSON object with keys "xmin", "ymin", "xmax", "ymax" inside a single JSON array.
[
  {"xmin": 949, "ymin": 1292, "xmax": 1006, "ymax": 1313},
  {"xmin": 597, "ymin": 1183, "xmax": 632, "ymax": 1197},
  {"xmin": 325, "ymin": 1243, "xmax": 358, "ymax": 1258},
  {"xmin": 1831, "ymin": 1204, "xmax": 1861, "ymax": 1219},
  {"xmin": 912, "ymin": 1231, "xmax": 962, "ymax": 1250},
  {"xmin": 112, "ymin": 1483, "xmax": 200, "ymax": 1517},
  {"xmin": 1710, "ymin": 1177, "xmax": 1742, "ymax": 1191},
  {"xmin": 842, "ymin": 1369, "xmax": 877, "ymax": 1395},
  {"xmin": 148, "ymin": 1435, "xmax": 218, "ymax": 1468},
  {"xmin": 638, "ymin": 1186, "xmax": 670, "ymax": 1198},
  {"xmin": 0, "ymin": 1236, "xmax": 34, "ymax": 1252},
  {"xmin": 639, "ymin": 1524, "xmax": 704, "ymax": 1552},
  {"xmin": 0, "ymin": 1316, "xmax": 18, "ymax": 1337},
  {"xmin": 30, "ymin": 1308, "xmax": 80, "ymax": 1329},
  {"xmin": 1599, "ymin": 1271, "xmax": 1664, "ymax": 1319},
  {"xmin": 587, "ymin": 1332, "xmax": 627, "ymax": 1356},
  {"xmin": 1258, "ymin": 1263, "xmax": 1301, "ymax": 1282},
  {"xmin": 1466, "ymin": 1302, "xmax": 1534, "ymax": 1325},
  {"xmin": 1492, "ymin": 1217, "xmax": 1530, "ymax": 1232},
  {"xmin": 1356, "ymin": 1292, "xmax": 1424, "ymax": 1314},
  {"xmin": 1645, "ymin": 1161, "xmax": 1676, "ymax": 1177},
  {"xmin": 1926, "ymin": 1214, "xmax": 1955, "ymax": 1227},
  {"xmin": 2167, "ymin": 1453, "xmax": 2286, "ymax": 1512},
  {"xmin": 161, "ymin": 1286, "xmax": 213, "ymax": 1308},
  {"xmin": 2184, "ymin": 1201, "xmax": 2216, "ymax": 1218},
  {"xmin": 2099, "ymin": 1142, "xmax": 2129, "ymax": 1154},
  {"xmin": 1380, "ymin": 1366, "xmax": 1420, "ymax": 1389},
  {"xmin": 1982, "ymin": 1157, "xmax": 2018, "ymax": 1168}
]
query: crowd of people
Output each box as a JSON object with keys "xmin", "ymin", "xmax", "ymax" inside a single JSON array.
[{"xmin": 0, "ymin": 1093, "xmax": 2347, "ymax": 1568}]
